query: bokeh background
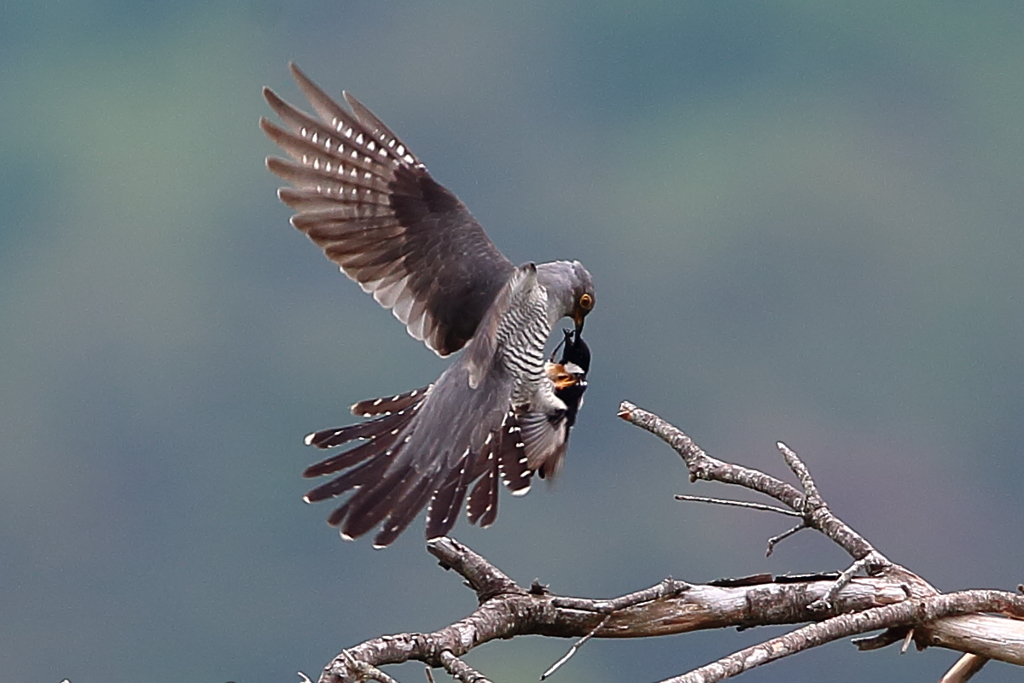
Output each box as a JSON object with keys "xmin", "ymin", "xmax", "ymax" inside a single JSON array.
[{"xmin": 3, "ymin": 2, "xmax": 1023, "ymax": 682}]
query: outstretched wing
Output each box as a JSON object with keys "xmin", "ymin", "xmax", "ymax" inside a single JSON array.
[{"xmin": 261, "ymin": 63, "xmax": 516, "ymax": 356}]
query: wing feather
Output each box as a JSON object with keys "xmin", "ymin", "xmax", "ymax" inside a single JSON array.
[{"xmin": 263, "ymin": 64, "xmax": 516, "ymax": 356}]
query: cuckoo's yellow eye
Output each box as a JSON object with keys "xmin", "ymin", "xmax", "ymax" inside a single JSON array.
[{"xmin": 578, "ymin": 293, "xmax": 594, "ymax": 311}]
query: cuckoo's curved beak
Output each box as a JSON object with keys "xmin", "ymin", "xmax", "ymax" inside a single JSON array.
[{"xmin": 573, "ymin": 310, "xmax": 585, "ymax": 336}]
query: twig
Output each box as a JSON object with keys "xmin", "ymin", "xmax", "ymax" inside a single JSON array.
[
  {"xmin": 427, "ymin": 537, "xmax": 524, "ymax": 601},
  {"xmin": 550, "ymin": 577, "xmax": 690, "ymax": 613},
  {"xmin": 543, "ymin": 578, "xmax": 690, "ymax": 678},
  {"xmin": 851, "ymin": 626, "xmax": 910, "ymax": 651},
  {"xmin": 810, "ymin": 551, "xmax": 890, "ymax": 611},
  {"xmin": 675, "ymin": 494, "xmax": 802, "ymax": 517},
  {"xmin": 939, "ymin": 654, "xmax": 989, "ymax": 683},
  {"xmin": 766, "ymin": 522, "xmax": 807, "ymax": 556},
  {"xmin": 776, "ymin": 441, "xmax": 821, "ymax": 504},
  {"xmin": 343, "ymin": 651, "xmax": 402, "ymax": 683},
  {"xmin": 899, "ymin": 627, "xmax": 914, "ymax": 654},
  {"xmin": 541, "ymin": 615, "xmax": 610, "ymax": 680},
  {"xmin": 439, "ymin": 651, "xmax": 491, "ymax": 683}
]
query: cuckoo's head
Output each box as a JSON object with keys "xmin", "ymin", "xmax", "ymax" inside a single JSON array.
[{"xmin": 538, "ymin": 260, "xmax": 595, "ymax": 334}]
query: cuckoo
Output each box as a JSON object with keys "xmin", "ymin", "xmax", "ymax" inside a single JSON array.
[{"xmin": 261, "ymin": 64, "xmax": 595, "ymax": 547}]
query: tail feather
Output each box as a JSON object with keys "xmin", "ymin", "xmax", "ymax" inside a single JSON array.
[
  {"xmin": 374, "ymin": 474, "xmax": 444, "ymax": 547},
  {"xmin": 303, "ymin": 388, "xmax": 427, "ymax": 474},
  {"xmin": 305, "ymin": 454, "xmax": 391, "ymax": 504},
  {"xmin": 327, "ymin": 497, "xmax": 356, "ymax": 528},
  {"xmin": 425, "ymin": 455, "xmax": 471, "ymax": 539},
  {"xmin": 350, "ymin": 385, "xmax": 431, "ymax": 417},
  {"xmin": 466, "ymin": 464, "xmax": 499, "ymax": 527},
  {"xmin": 339, "ymin": 464, "xmax": 420, "ymax": 540},
  {"xmin": 303, "ymin": 429, "xmax": 404, "ymax": 477},
  {"xmin": 497, "ymin": 413, "xmax": 533, "ymax": 494},
  {"xmin": 477, "ymin": 470, "xmax": 499, "ymax": 528},
  {"xmin": 305, "ymin": 406, "xmax": 409, "ymax": 449}
]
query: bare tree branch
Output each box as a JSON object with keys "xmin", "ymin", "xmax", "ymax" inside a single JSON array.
[
  {"xmin": 309, "ymin": 403, "xmax": 1024, "ymax": 683},
  {"xmin": 315, "ymin": 539, "xmax": 1024, "ymax": 682},
  {"xmin": 657, "ymin": 590, "xmax": 1024, "ymax": 683},
  {"xmin": 617, "ymin": 402, "xmax": 878, "ymax": 564}
]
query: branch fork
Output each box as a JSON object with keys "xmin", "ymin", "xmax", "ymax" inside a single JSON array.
[{"xmin": 309, "ymin": 402, "xmax": 1024, "ymax": 683}]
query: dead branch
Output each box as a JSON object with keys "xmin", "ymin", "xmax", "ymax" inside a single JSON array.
[
  {"xmin": 656, "ymin": 590, "xmax": 1024, "ymax": 683},
  {"xmin": 309, "ymin": 403, "xmax": 1024, "ymax": 683}
]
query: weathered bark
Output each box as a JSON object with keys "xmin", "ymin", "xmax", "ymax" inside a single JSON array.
[{"xmin": 306, "ymin": 403, "xmax": 1024, "ymax": 683}]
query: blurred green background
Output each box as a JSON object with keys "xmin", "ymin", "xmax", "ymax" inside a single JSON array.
[{"xmin": 2, "ymin": 2, "xmax": 1023, "ymax": 682}]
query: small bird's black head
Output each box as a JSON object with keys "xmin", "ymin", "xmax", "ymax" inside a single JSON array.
[{"xmin": 558, "ymin": 328, "xmax": 590, "ymax": 374}]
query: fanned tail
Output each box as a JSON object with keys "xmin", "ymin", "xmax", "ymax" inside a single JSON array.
[
  {"xmin": 301, "ymin": 386, "xmax": 429, "ymax": 506},
  {"xmin": 300, "ymin": 378, "xmax": 535, "ymax": 544}
]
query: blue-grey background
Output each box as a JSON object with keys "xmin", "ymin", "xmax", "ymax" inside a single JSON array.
[{"xmin": 2, "ymin": 2, "xmax": 1022, "ymax": 682}]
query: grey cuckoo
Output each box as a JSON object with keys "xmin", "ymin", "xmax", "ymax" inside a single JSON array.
[{"xmin": 261, "ymin": 64, "xmax": 595, "ymax": 547}]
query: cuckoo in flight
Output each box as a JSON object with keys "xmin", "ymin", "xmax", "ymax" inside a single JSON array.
[{"xmin": 261, "ymin": 64, "xmax": 595, "ymax": 547}]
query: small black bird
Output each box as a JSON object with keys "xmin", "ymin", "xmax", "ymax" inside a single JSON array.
[
  {"xmin": 262, "ymin": 65, "xmax": 596, "ymax": 546},
  {"xmin": 543, "ymin": 329, "xmax": 591, "ymax": 474}
]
